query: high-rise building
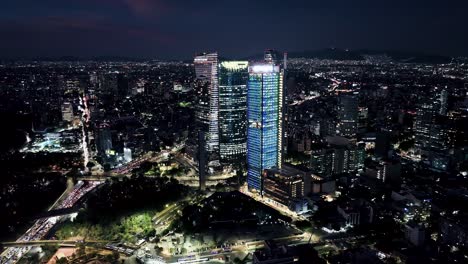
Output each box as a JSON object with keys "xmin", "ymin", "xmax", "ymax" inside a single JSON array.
[
  {"xmin": 218, "ymin": 61, "xmax": 249, "ymax": 162},
  {"xmin": 375, "ymin": 131, "xmax": 391, "ymax": 158},
  {"xmin": 264, "ymin": 49, "xmax": 281, "ymax": 64},
  {"xmin": 194, "ymin": 53, "xmax": 219, "ymax": 153},
  {"xmin": 376, "ymin": 159, "xmax": 401, "ymax": 183},
  {"xmin": 100, "ymin": 73, "xmax": 118, "ymax": 94},
  {"xmin": 310, "ymin": 139, "xmax": 365, "ymax": 177},
  {"xmin": 247, "ymin": 62, "xmax": 284, "ymax": 191},
  {"xmin": 123, "ymin": 147, "xmax": 132, "ymax": 163},
  {"xmin": 96, "ymin": 123, "xmax": 112, "ymax": 155},
  {"xmin": 337, "ymin": 92, "xmax": 358, "ymax": 138},
  {"xmin": 61, "ymin": 102, "xmax": 74, "ymax": 122},
  {"xmin": 414, "ymin": 102, "xmax": 449, "ymax": 153},
  {"xmin": 117, "ymin": 73, "xmax": 129, "ymax": 98},
  {"xmin": 439, "ymin": 88, "xmax": 448, "ymax": 116}
]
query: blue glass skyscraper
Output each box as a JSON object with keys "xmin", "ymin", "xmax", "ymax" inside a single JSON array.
[{"xmin": 247, "ymin": 63, "xmax": 284, "ymax": 192}]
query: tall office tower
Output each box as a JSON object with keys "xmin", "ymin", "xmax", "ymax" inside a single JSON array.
[
  {"xmin": 264, "ymin": 50, "xmax": 289, "ymax": 157},
  {"xmin": 264, "ymin": 49, "xmax": 280, "ymax": 64},
  {"xmin": 193, "ymin": 79, "xmax": 210, "ymax": 128},
  {"xmin": 414, "ymin": 103, "xmax": 436, "ymax": 152},
  {"xmin": 375, "ymin": 131, "xmax": 391, "ymax": 158},
  {"xmin": 337, "ymin": 92, "xmax": 358, "ymax": 138},
  {"xmin": 414, "ymin": 102, "xmax": 449, "ymax": 153},
  {"xmin": 247, "ymin": 62, "xmax": 284, "ymax": 192},
  {"xmin": 100, "ymin": 73, "xmax": 117, "ymax": 93},
  {"xmin": 117, "ymin": 73, "xmax": 129, "ymax": 98},
  {"xmin": 439, "ymin": 88, "xmax": 448, "ymax": 116},
  {"xmin": 96, "ymin": 123, "xmax": 113, "ymax": 155},
  {"xmin": 61, "ymin": 102, "xmax": 74, "ymax": 122},
  {"xmin": 310, "ymin": 148, "xmax": 334, "ymax": 177},
  {"xmin": 194, "ymin": 53, "xmax": 219, "ymax": 153},
  {"xmin": 218, "ymin": 61, "xmax": 249, "ymax": 163}
]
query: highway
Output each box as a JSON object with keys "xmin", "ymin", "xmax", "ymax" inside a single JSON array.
[
  {"xmin": 1, "ymin": 240, "xmax": 109, "ymax": 248},
  {"xmin": 0, "ymin": 181, "xmax": 102, "ymax": 264}
]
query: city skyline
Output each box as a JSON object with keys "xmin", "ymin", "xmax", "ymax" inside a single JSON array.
[{"xmin": 1, "ymin": 1, "xmax": 468, "ymax": 263}]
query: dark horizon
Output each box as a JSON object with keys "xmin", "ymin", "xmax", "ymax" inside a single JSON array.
[
  {"xmin": 1, "ymin": 0, "xmax": 468, "ymax": 60},
  {"xmin": 0, "ymin": 47, "xmax": 461, "ymax": 62}
]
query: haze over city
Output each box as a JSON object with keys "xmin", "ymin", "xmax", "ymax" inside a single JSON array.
[{"xmin": 1, "ymin": 0, "xmax": 468, "ymax": 58}]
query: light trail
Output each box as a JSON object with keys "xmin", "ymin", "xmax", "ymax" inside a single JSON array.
[
  {"xmin": 0, "ymin": 181, "xmax": 102, "ymax": 264},
  {"xmin": 80, "ymin": 94, "xmax": 90, "ymax": 170}
]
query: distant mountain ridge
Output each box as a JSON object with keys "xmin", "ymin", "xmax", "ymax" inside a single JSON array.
[
  {"xmin": 243, "ymin": 48, "xmax": 453, "ymax": 64},
  {"xmin": 0, "ymin": 49, "xmax": 454, "ymax": 64}
]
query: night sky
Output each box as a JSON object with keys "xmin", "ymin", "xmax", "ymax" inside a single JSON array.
[{"xmin": 1, "ymin": 0, "xmax": 467, "ymax": 59}]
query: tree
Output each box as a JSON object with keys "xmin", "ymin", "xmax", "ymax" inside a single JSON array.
[
  {"xmin": 86, "ymin": 161, "xmax": 95, "ymax": 169},
  {"xmin": 76, "ymin": 244, "xmax": 86, "ymax": 256},
  {"xmin": 112, "ymin": 251, "xmax": 120, "ymax": 261},
  {"xmin": 399, "ymin": 139, "xmax": 414, "ymax": 151},
  {"xmin": 154, "ymin": 246, "xmax": 163, "ymax": 255},
  {"xmin": 56, "ymin": 257, "xmax": 68, "ymax": 264},
  {"xmin": 103, "ymin": 163, "xmax": 111, "ymax": 171},
  {"xmin": 181, "ymin": 247, "xmax": 188, "ymax": 255}
]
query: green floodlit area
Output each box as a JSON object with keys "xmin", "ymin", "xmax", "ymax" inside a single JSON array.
[
  {"xmin": 48, "ymin": 189, "xmax": 315, "ymax": 264},
  {"xmin": 178, "ymin": 102, "xmax": 192, "ymax": 108}
]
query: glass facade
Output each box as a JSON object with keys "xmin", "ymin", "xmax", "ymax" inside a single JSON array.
[
  {"xmin": 338, "ymin": 93, "xmax": 358, "ymax": 138},
  {"xmin": 219, "ymin": 61, "xmax": 249, "ymax": 162},
  {"xmin": 247, "ymin": 63, "xmax": 284, "ymax": 191},
  {"xmin": 194, "ymin": 53, "xmax": 219, "ymax": 153}
]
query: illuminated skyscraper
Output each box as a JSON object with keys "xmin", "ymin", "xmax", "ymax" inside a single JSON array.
[
  {"xmin": 414, "ymin": 102, "xmax": 448, "ymax": 154},
  {"xmin": 439, "ymin": 88, "xmax": 448, "ymax": 116},
  {"xmin": 218, "ymin": 61, "xmax": 249, "ymax": 162},
  {"xmin": 247, "ymin": 62, "xmax": 284, "ymax": 191},
  {"xmin": 264, "ymin": 49, "xmax": 280, "ymax": 64},
  {"xmin": 194, "ymin": 52, "xmax": 219, "ymax": 153},
  {"xmin": 338, "ymin": 92, "xmax": 358, "ymax": 138},
  {"xmin": 61, "ymin": 102, "xmax": 74, "ymax": 122}
]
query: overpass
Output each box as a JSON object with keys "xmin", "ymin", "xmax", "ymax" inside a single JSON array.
[{"xmin": 32, "ymin": 206, "xmax": 81, "ymax": 220}]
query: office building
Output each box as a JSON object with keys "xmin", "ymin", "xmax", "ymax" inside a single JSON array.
[
  {"xmin": 405, "ymin": 222, "xmax": 426, "ymax": 246},
  {"xmin": 337, "ymin": 92, "xmax": 358, "ymax": 138},
  {"xmin": 123, "ymin": 147, "xmax": 132, "ymax": 163},
  {"xmin": 218, "ymin": 61, "xmax": 249, "ymax": 162},
  {"xmin": 117, "ymin": 73, "xmax": 129, "ymax": 98},
  {"xmin": 264, "ymin": 49, "xmax": 281, "ymax": 64},
  {"xmin": 247, "ymin": 62, "xmax": 284, "ymax": 191},
  {"xmin": 405, "ymin": 222, "xmax": 426, "ymax": 247},
  {"xmin": 309, "ymin": 138, "xmax": 365, "ymax": 177},
  {"xmin": 61, "ymin": 102, "xmax": 74, "ymax": 122},
  {"xmin": 194, "ymin": 52, "xmax": 219, "ymax": 153},
  {"xmin": 376, "ymin": 159, "xmax": 401, "ymax": 183},
  {"xmin": 263, "ymin": 166, "xmax": 307, "ymax": 209},
  {"xmin": 375, "ymin": 131, "xmax": 391, "ymax": 158},
  {"xmin": 439, "ymin": 88, "xmax": 448, "ymax": 116},
  {"xmin": 414, "ymin": 102, "xmax": 449, "ymax": 154},
  {"xmin": 96, "ymin": 123, "xmax": 113, "ymax": 155}
]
